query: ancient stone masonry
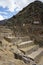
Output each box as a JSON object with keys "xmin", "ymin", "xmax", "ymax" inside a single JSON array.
[
  {"xmin": 0, "ymin": 0, "xmax": 43, "ymax": 65},
  {"xmin": 0, "ymin": 26, "xmax": 43, "ymax": 65}
]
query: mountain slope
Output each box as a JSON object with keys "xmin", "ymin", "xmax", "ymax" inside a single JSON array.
[
  {"xmin": 4, "ymin": 0, "xmax": 43, "ymax": 44},
  {"xmin": 5, "ymin": 0, "xmax": 43, "ymax": 25}
]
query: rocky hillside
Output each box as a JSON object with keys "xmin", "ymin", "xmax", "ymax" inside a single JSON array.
[
  {"xmin": 0, "ymin": 1, "xmax": 43, "ymax": 65},
  {"xmin": 5, "ymin": 0, "xmax": 43, "ymax": 25},
  {"xmin": 4, "ymin": 0, "xmax": 43, "ymax": 43}
]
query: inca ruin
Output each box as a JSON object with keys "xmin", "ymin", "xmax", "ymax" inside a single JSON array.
[{"xmin": 0, "ymin": 0, "xmax": 43, "ymax": 65}]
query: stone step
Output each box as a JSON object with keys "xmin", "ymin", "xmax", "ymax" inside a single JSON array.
[
  {"xmin": 17, "ymin": 41, "xmax": 34, "ymax": 48},
  {"xmin": 20, "ymin": 45, "xmax": 39, "ymax": 55},
  {"xmin": 27, "ymin": 48, "xmax": 43, "ymax": 63}
]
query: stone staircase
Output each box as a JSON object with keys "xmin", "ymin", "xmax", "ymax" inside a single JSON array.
[
  {"xmin": 0, "ymin": 25, "xmax": 43, "ymax": 65},
  {"xmin": 0, "ymin": 37, "xmax": 43, "ymax": 65},
  {"xmin": 1, "ymin": 37, "xmax": 43, "ymax": 65},
  {"xmin": 17, "ymin": 40, "xmax": 43, "ymax": 65}
]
